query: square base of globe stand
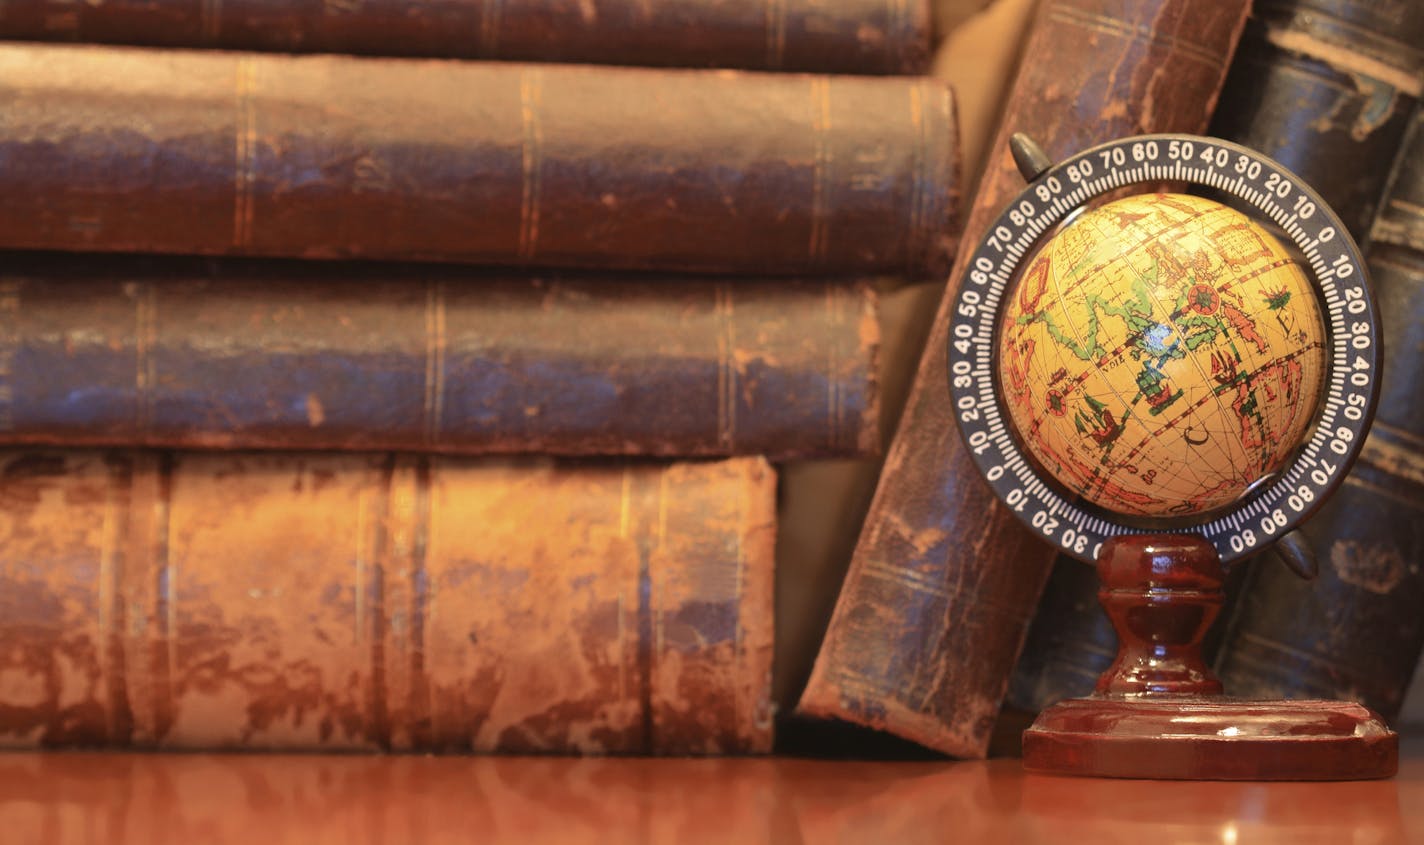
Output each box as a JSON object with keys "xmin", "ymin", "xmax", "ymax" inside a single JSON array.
[
  {"xmin": 1025, "ymin": 533, "xmax": 1398, "ymax": 781},
  {"xmin": 1023, "ymin": 697, "xmax": 1397, "ymax": 780}
]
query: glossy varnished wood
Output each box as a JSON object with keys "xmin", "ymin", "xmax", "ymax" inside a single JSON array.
[
  {"xmin": 1, "ymin": 742, "xmax": 1422, "ymax": 843},
  {"xmin": 1023, "ymin": 535, "xmax": 1398, "ymax": 779}
]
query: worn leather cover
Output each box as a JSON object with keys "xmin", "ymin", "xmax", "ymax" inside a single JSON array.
[
  {"xmin": 1213, "ymin": 105, "xmax": 1424, "ymax": 721},
  {"xmin": 0, "ymin": 0, "xmax": 931, "ymax": 74},
  {"xmin": 0, "ymin": 453, "xmax": 775, "ymax": 753},
  {"xmin": 796, "ymin": 0, "xmax": 1249, "ymax": 758},
  {"xmin": 1009, "ymin": 0, "xmax": 1424, "ymax": 716},
  {"xmin": 1004, "ymin": 555, "xmax": 1117, "ymax": 713},
  {"xmin": 0, "ymin": 43, "xmax": 959, "ymax": 278},
  {"xmin": 0, "ymin": 255, "xmax": 877, "ymax": 458},
  {"xmin": 1210, "ymin": 0, "xmax": 1424, "ymax": 239}
]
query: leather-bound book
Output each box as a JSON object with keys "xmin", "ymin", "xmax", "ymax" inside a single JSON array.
[
  {"xmin": 795, "ymin": 0, "xmax": 1249, "ymax": 758},
  {"xmin": 1211, "ymin": 105, "xmax": 1424, "ymax": 721},
  {"xmin": 1007, "ymin": 0, "xmax": 1424, "ymax": 716},
  {"xmin": 1003, "ymin": 555, "xmax": 1116, "ymax": 714},
  {"xmin": 0, "ymin": 255, "xmax": 877, "ymax": 459},
  {"xmin": 0, "ymin": 0, "xmax": 931, "ymax": 75},
  {"xmin": 0, "ymin": 44, "xmax": 958, "ymax": 278},
  {"xmin": 1209, "ymin": 0, "xmax": 1424, "ymax": 241},
  {"xmin": 0, "ymin": 453, "xmax": 775, "ymax": 753}
]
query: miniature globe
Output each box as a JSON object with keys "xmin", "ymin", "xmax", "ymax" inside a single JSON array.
[{"xmin": 998, "ymin": 192, "xmax": 1326, "ymax": 517}]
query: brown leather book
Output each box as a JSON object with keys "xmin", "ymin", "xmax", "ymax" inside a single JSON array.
[
  {"xmin": 1212, "ymin": 104, "xmax": 1424, "ymax": 721},
  {"xmin": 0, "ymin": 452, "xmax": 775, "ymax": 753},
  {"xmin": 0, "ymin": 44, "xmax": 959, "ymax": 278},
  {"xmin": 0, "ymin": 254, "xmax": 877, "ymax": 459},
  {"xmin": 1210, "ymin": 0, "xmax": 1423, "ymax": 240},
  {"xmin": 1007, "ymin": 0, "xmax": 1424, "ymax": 716},
  {"xmin": 0, "ymin": 0, "xmax": 931, "ymax": 75},
  {"xmin": 796, "ymin": 0, "xmax": 1249, "ymax": 758}
]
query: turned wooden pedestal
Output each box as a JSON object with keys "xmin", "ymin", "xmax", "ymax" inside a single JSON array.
[{"xmin": 1022, "ymin": 534, "xmax": 1398, "ymax": 780}]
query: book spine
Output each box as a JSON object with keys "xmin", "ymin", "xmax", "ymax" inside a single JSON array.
[
  {"xmin": 0, "ymin": 0, "xmax": 931, "ymax": 75},
  {"xmin": 1004, "ymin": 555, "xmax": 1116, "ymax": 713},
  {"xmin": 1008, "ymin": 0, "xmax": 1424, "ymax": 715},
  {"xmin": 1208, "ymin": 0, "xmax": 1424, "ymax": 239},
  {"xmin": 0, "ymin": 255, "xmax": 878, "ymax": 459},
  {"xmin": 795, "ymin": 0, "xmax": 1249, "ymax": 758},
  {"xmin": 0, "ymin": 452, "xmax": 776, "ymax": 753},
  {"xmin": 0, "ymin": 44, "xmax": 958, "ymax": 278},
  {"xmin": 1213, "ymin": 105, "xmax": 1424, "ymax": 720}
]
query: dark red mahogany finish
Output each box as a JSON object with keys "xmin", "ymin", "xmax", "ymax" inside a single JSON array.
[{"xmin": 1022, "ymin": 534, "xmax": 1398, "ymax": 780}]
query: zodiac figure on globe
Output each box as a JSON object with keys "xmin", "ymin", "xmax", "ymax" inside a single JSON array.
[{"xmin": 948, "ymin": 133, "xmax": 1394, "ymax": 780}]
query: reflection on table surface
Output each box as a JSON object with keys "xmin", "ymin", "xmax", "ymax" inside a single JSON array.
[{"xmin": 1, "ymin": 741, "xmax": 1420, "ymax": 844}]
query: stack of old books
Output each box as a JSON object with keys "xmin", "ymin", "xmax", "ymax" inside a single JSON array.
[{"xmin": 0, "ymin": 1, "xmax": 959, "ymax": 754}]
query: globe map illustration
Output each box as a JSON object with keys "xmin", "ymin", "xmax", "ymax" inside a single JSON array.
[{"xmin": 998, "ymin": 192, "xmax": 1327, "ymax": 518}]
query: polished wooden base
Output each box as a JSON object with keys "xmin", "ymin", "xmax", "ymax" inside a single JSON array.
[
  {"xmin": 1024, "ymin": 696, "xmax": 1397, "ymax": 780},
  {"xmin": 1024, "ymin": 534, "xmax": 1400, "ymax": 780}
]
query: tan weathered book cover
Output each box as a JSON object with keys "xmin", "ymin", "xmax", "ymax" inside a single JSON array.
[{"xmin": 0, "ymin": 453, "xmax": 775, "ymax": 754}]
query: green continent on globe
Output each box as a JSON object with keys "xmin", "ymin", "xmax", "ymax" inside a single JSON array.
[{"xmin": 998, "ymin": 192, "xmax": 1326, "ymax": 518}]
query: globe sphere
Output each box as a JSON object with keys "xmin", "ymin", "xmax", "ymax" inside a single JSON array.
[{"xmin": 998, "ymin": 192, "xmax": 1326, "ymax": 518}]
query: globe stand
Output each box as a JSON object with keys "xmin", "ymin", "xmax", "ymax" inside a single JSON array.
[{"xmin": 1021, "ymin": 534, "xmax": 1398, "ymax": 780}]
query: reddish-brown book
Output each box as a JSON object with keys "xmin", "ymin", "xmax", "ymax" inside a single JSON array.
[
  {"xmin": 0, "ymin": 0, "xmax": 931, "ymax": 75},
  {"xmin": 796, "ymin": 0, "xmax": 1249, "ymax": 758},
  {"xmin": 0, "ymin": 44, "xmax": 959, "ymax": 278},
  {"xmin": 0, "ymin": 452, "xmax": 775, "ymax": 753},
  {"xmin": 0, "ymin": 255, "xmax": 878, "ymax": 458}
]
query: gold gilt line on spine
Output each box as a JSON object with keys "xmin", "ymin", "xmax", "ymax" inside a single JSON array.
[
  {"xmin": 367, "ymin": 456, "xmax": 397, "ymax": 750},
  {"xmin": 98, "ymin": 457, "xmax": 125, "ymax": 741},
  {"xmin": 402, "ymin": 458, "xmax": 434, "ymax": 747},
  {"xmin": 0, "ymin": 279, "xmax": 19, "ymax": 433},
  {"xmin": 1343, "ymin": 469, "xmax": 1424, "ymax": 508},
  {"xmin": 906, "ymin": 81, "xmax": 928, "ymax": 278},
  {"xmin": 716, "ymin": 285, "xmax": 737, "ymax": 450},
  {"xmin": 765, "ymin": 0, "xmax": 788, "ymax": 69},
  {"xmin": 201, "ymin": 0, "xmax": 223, "ymax": 43},
  {"xmin": 1359, "ymin": 431, "xmax": 1424, "ymax": 488},
  {"xmin": 233, "ymin": 57, "xmax": 259, "ymax": 250},
  {"xmin": 808, "ymin": 76, "xmax": 833, "ymax": 269},
  {"xmin": 649, "ymin": 464, "xmax": 669, "ymax": 746},
  {"xmin": 733, "ymin": 468, "xmax": 748, "ymax": 659},
  {"xmin": 888, "ymin": 0, "xmax": 909, "ymax": 63},
  {"xmin": 138, "ymin": 453, "xmax": 177, "ymax": 743},
  {"xmin": 383, "ymin": 457, "xmax": 429, "ymax": 749},
  {"xmin": 1049, "ymin": 3, "xmax": 1230, "ymax": 69},
  {"xmin": 616, "ymin": 467, "xmax": 634, "ymax": 706},
  {"xmin": 423, "ymin": 280, "xmax": 448, "ymax": 448},
  {"xmin": 826, "ymin": 283, "xmax": 842, "ymax": 450},
  {"xmin": 354, "ymin": 481, "xmax": 371, "ymax": 741},
  {"xmin": 1232, "ymin": 631, "xmax": 1364, "ymax": 679},
  {"xmin": 480, "ymin": 0, "xmax": 504, "ymax": 54},
  {"xmin": 1374, "ymin": 197, "xmax": 1424, "ymax": 249},
  {"xmin": 133, "ymin": 282, "xmax": 156, "ymax": 438},
  {"xmin": 1371, "ymin": 420, "xmax": 1424, "ymax": 452},
  {"xmin": 518, "ymin": 68, "xmax": 544, "ymax": 261}
]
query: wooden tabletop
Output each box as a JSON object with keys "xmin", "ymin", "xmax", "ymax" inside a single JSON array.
[{"xmin": 2, "ymin": 739, "xmax": 1421, "ymax": 843}]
